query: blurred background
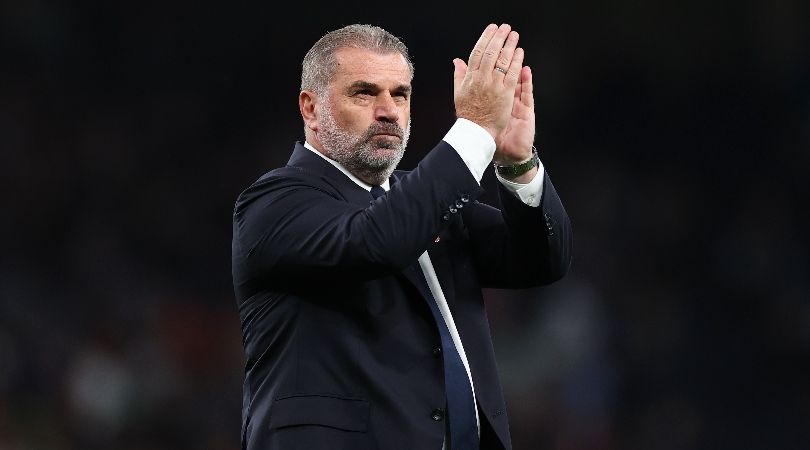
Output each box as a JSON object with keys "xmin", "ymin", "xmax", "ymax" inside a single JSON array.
[{"xmin": 1, "ymin": 1, "xmax": 808, "ymax": 449}]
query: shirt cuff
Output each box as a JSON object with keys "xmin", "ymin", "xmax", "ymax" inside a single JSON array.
[
  {"xmin": 495, "ymin": 160, "xmax": 546, "ymax": 207},
  {"xmin": 442, "ymin": 118, "xmax": 496, "ymax": 184}
]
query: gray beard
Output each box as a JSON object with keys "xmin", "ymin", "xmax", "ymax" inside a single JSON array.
[{"xmin": 319, "ymin": 102, "xmax": 410, "ymax": 186}]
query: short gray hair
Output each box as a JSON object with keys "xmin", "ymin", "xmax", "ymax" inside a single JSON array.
[{"xmin": 301, "ymin": 24, "xmax": 414, "ymax": 96}]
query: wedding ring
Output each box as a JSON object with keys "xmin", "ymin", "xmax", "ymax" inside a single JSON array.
[{"xmin": 494, "ymin": 67, "xmax": 507, "ymax": 74}]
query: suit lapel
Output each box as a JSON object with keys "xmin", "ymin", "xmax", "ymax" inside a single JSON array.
[
  {"xmin": 426, "ymin": 235, "xmax": 456, "ymax": 308},
  {"xmin": 286, "ymin": 142, "xmax": 373, "ymax": 207}
]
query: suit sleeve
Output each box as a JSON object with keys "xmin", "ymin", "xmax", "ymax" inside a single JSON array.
[
  {"xmin": 232, "ymin": 141, "xmax": 484, "ymax": 287},
  {"xmin": 461, "ymin": 172, "xmax": 572, "ymax": 289}
]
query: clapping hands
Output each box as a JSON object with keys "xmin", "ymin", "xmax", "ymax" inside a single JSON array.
[{"xmin": 453, "ymin": 23, "xmax": 537, "ymax": 168}]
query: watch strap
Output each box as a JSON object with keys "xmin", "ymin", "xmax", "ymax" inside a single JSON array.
[{"xmin": 494, "ymin": 147, "xmax": 539, "ymax": 178}]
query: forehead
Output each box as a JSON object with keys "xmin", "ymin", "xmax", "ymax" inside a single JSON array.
[{"xmin": 330, "ymin": 47, "xmax": 412, "ymax": 88}]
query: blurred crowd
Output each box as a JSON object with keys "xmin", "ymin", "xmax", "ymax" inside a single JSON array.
[{"xmin": 1, "ymin": 1, "xmax": 808, "ymax": 449}]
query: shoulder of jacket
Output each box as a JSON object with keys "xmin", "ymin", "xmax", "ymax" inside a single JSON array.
[{"xmin": 235, "ymin": 165, "xmax": 336, "ymax": 207}]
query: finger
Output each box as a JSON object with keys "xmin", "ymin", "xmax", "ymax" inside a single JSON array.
[
  {"xmin": 480, "ymin": 23, "xmax": 512, "ymax": 72},
  {"xmin": 520, "ymin": 65, "xmax": 534, "ymax": 108},
  {"xmin": 453, "ymin": 58, "xmax": 468, "ymax": 93},
  {"xmin": 468, "ymin": 24, "xmax": 498, "ymax": 71},
  {"xmin": 504, "ymin": 47, "xmax": 524, "ymax": 87},
  {"xmin": 513, "ymin": 64, "xmax": 529, "ymax": 101},
  {"xmin": 495, "ymin": 31, "xmax": 519, "ymax": 74}
]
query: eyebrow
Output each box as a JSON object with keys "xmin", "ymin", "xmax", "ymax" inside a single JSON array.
[{"xmin": 347, "ymin": 81, "xmax": 412, "ymax": 95}]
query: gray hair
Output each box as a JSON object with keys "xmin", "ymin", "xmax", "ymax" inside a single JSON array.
[{"xmin": 301, "ymin": 24, "xmax": 414, "ymax": 96}]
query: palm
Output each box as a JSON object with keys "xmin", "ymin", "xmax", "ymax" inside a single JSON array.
[{"xmin": 494, "ymin": 66, "xmax": 535, "ymax": 165}]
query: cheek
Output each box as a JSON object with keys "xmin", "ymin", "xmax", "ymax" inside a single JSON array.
[
  {"xmin": 337, "ymin": 107, "xmax": 374, "ymax": 132},
  {"xmin": 399, "ymin": 109, "xmax": 411, "ymax": 129}
]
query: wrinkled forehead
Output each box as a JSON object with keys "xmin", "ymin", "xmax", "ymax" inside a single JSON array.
[{"xmin": 330, "ymin": 47, "xmax": 412, "ymax": 87}]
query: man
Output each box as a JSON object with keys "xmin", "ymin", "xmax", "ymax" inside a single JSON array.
[{"xmin": 231, "ymin": 23, "xmax": 571, "ymax": 450}]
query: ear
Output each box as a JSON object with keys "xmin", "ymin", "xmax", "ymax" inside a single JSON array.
[{"xmin": 299, "ymin": 90, "xmax": 319, "ymax": 132}]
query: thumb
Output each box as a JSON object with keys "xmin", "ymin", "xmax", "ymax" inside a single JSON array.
[{"xmin": 452, "ymin": 58, "xmax": 467, "ymax": 93}]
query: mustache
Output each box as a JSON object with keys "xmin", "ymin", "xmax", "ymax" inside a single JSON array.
[{"xmin": 364, "ymin": 121, "xmax": 404, "ymax": 139}]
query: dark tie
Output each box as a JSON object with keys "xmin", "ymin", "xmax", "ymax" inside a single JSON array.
[
  {"xmin": 415, "ymin": 268, "xmax": 479, "ymax": 450},
  {"xmin": 369, "ymin": 184, "xmax": 479, "ymax": 449},
  {"xmin": 370, "ymin": 185, "xmax": 386, "ymax": 200}
]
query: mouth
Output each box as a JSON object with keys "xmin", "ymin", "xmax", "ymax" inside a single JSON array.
[{"xmin": 373, "ymin": 133, "xmax": 402, "ymax": 139}]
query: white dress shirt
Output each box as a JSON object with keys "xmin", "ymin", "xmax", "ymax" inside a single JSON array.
[{"xmin": 304, "ymin": 118, "xmax": 545, "ymax": 447}]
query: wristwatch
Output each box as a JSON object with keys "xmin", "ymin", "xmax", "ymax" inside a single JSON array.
[{"xmin": 494, "ymin": 146, "xmax": 539, "ymax": 178}]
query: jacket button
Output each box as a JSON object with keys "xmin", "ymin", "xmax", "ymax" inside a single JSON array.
[
  {"xmin": 460, "ymin": 194, "xmax": 469, "ymax": 202},
  {"xmin": 455, "ymin": 200, "xmax": 464, "ymax": 208},
  {"xmin": 431, "ymin": 409, "xmax": 445, "ymax": 421},
  {"xmin": 433, "ymin": 346, "xmax": 442, "ymax": 357},
  {"xmin": 442, "ymin": 213, "xmax": 450, "ymax": 221},
  {"xmin": 449, "ymin": 206, "xmax": 458, "ymax": 214}
]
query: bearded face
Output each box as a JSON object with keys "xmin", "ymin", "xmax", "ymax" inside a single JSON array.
[{"xmin": 318, "ymin": 98, "xmax": 411, "ymax": 186}]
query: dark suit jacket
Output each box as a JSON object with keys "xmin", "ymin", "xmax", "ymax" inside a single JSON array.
[{"xmin": 231, "ymin": 140, "xmax": 572, "ymax": 450}]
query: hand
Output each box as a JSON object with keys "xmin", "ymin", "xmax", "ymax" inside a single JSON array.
[
  {"xmin": 493, "ymin": 65, "xmax": 535, "ymax": 166},
  {"xmin": 453, "ymin": 24, "xmax": 525, "ymax": 139}
]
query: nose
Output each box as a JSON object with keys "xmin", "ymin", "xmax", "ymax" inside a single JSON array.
[{"xmin": 373, "ymin": 92, "xmax": 399, "ymax": 123}]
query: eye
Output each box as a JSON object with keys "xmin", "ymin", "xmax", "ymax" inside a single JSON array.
[{"xmin": 349, "ymin": 89, "xmax": 374, "ymax": 105}]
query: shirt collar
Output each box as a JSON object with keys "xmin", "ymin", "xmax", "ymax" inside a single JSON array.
[{"xmin": 303, "ymin": 141, "xmax": 390, "ymax": 192}]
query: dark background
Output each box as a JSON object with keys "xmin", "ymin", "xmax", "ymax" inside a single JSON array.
[{"xmin": 2, "ymin": 1, "xmax": 809, "ymax": 449}]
